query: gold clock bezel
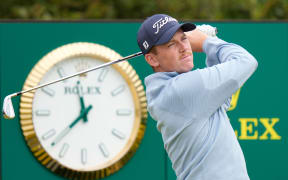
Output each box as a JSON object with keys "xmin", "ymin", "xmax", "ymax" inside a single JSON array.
[{"xmin": 19, "ymin": 42, "xmax": 147, "ymax": 179}]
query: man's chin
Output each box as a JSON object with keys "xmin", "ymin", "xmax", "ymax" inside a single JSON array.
[
  {"xmin": 186, "ymin": 63, "xmax": 194, "ymax": 72},
  {"xmin": 178, "ymin": 65, "xmax": 194, "ymax": 73},
  {"xmin": 185, "ymin": 61, "xmax": 194, "ymax": 70}
]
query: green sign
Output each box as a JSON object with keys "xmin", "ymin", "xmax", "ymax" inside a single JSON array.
[{"xmin": 1, "ymin": 22, "xmax": 287, "ymax": 180}]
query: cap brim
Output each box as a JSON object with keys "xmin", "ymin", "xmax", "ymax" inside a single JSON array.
[
  {"xmin": 181, "ymin": 23, "xmax": 196, "ymax": 32},
  {"xmin": 156, "ymin": 23, "xmax": 196, "ymax": 45}
]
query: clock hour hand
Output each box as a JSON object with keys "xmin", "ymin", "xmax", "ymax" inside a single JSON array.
[
  {"xmin": 77, "ymin": 81, "xmax": 88, "ymax": 122},
  {"xmin": 51, "ymin": 105, "xmax": 92, "ymax": 147}
]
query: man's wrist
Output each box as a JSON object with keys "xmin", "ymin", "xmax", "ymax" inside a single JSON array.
[{"xmin": 203, "ymin": 37, "xmax": 225, "ymax": 54}]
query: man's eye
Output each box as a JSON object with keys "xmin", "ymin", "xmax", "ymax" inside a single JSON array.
[
  {"xmin": 168, "ymin": 43, "xmax": 175, "ymax": 47},
  {"xmin": 182, "ymin": 36, "xmax": 188, "ymax": 41}
]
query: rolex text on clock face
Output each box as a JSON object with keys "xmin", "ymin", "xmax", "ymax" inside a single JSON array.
[{"xmin": 32, "ymin": 56, "xmax": 136, "ymax": 171}]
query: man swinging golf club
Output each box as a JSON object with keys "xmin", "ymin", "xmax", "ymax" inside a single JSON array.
[
  {"xmin": 137, "ymin": 14, "xmax": 258, "ymax": 180},
  {"xmin": 1, "ymin": 13, "xmax": 257, "ymax": 180}
]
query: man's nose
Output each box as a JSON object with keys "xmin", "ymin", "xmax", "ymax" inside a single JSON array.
[{"xmin": 178, "ymin": 41, "xmax": 186, "ymax": 52}]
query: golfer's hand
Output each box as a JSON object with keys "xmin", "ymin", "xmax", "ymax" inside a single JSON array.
[{"xmin": 185, "ymin": 29, "xmax": 208, "ymax": 52}]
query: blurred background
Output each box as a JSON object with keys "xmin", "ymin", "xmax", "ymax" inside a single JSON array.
[
  {"xmin": 1, "ymin": 0, "xmax": 288, "ymax": 180},
  {"xmin": 0, "ymin": 0, "xmax": 288, "ymax": 20}
]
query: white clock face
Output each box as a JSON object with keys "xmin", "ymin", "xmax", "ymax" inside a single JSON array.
[{"xmin": 32, "ymin": 56, "xmax": 136, "ymax": 171}]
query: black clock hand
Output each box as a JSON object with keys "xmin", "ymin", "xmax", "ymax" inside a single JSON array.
[
  {"xmin": 77, "ymin": 80, "xmax": 88, "ymax": 122},
  {"xmin": 51, "ymin": 105, "xmax": 92, "ymax": 147}
]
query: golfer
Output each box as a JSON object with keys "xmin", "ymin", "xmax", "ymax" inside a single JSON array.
[{"xmin": 137, "ymin": 14, "xmax": 258, "ymax": 180}]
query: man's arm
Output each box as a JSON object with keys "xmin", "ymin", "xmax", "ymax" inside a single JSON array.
[
  {"xmin": 172, "ymin": 35, "xmax": 258, "ymax": 118},
  {"xmin": 185, "ymin": 29, "xmax": 208, "ymax": 52}
]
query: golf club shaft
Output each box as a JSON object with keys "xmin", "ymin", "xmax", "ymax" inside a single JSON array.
[{"xmin": 13, "ymin": 51, "xmax": 143, "ymax": 97}]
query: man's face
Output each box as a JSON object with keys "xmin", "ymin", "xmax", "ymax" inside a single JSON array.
[{"xmin": 148, "ymin": 29, "xmax": 194, "ymax": 73}]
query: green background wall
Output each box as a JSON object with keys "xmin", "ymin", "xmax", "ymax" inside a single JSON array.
[{"xmin": 1, "ymin": 22, "xmax": 287, "ymax": 179}]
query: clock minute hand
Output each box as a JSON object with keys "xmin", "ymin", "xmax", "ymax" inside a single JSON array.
[{"xmin": 51, "ymin": 105, "xmax": 93, "ymax": 147}]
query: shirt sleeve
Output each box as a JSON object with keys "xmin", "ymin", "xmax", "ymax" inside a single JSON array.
[{"xmin": 172, "ymin": 37, "xmax": 258, "ymax": 118}]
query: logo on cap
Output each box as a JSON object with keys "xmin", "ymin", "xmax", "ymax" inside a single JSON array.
[
  {"xmin": 143, "ymin": 41, "xmax": 149, "ymax": 50},
  {"xmin": 152, "ymin": 16, "xmax": 178, "ymax": 34}
]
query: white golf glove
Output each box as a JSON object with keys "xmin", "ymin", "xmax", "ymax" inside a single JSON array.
[{"xmin": 196, "ymin": 24, "xmax": 218, "ymax": 37}]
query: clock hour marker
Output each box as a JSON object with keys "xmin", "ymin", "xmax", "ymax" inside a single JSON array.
[
  {"xmin": 35, "ymin": 109, "xmax": 50, "ymax": 116},
  {"xmin": 42, "ymin": 87, "xmax": 55, "ymax": 97},
  {"xmin": 57, "ymin": 67, "xmax": 67, "ymax": 82},
  {"xmin": 99, "ymin": 143, "xmax": 109, "ymax": 158},
  {"xmin": 81, "ymin": 148, "xmax": 87, "ymax": 165},
  {"xmin": 42, "ymin": 129, "xmax": 56, "ymax": 140},
  {"xmin": 116, "ymin": 109, "xmax": 132, "ymax": 116},
  {"xmin": 112, "ymin": 129, "xmax": 126, "ymax": 140},
  {"xmin": 98, "ymin": 68, "xmax": 109, "ymax": 82},
  {"xmin": 59, "ymin": 143, "xmax": 69, "ymax": 158},
  {"xmin": 111, "ymin": 85, "xmax": 125, "ymax": 96}
]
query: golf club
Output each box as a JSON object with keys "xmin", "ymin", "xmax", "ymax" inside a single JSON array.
[
  {"xmin": 2, "ymin": 24, "xmax": 217, "ymax": 120},
  {"xmin": 2, "ymin": 51, "xmax": 143, "ymax": 119}
]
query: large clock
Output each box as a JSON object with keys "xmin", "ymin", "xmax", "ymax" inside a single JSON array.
[{"xmin": 19, "ymin": 42, "xmax": 147, "ymax": 179}]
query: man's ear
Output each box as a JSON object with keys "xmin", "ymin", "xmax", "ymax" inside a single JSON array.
[{"xmin": 145, "ymin": 53, "xmax": 159, "ymax": 68}]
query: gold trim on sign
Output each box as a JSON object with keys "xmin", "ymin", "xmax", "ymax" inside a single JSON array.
[{"xmin": 19, "ymin": 42, "xmax": 147, "ymax": 179}]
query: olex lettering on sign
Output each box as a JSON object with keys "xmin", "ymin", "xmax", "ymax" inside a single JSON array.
[{"xmin": 229, "ymin": 89, "xmax": 281, "ymax": 140}]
